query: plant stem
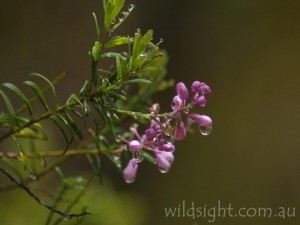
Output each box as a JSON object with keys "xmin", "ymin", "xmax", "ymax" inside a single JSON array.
[{"xmin": 0, "ymin": 166, "xmax": 91, "ymax": 219}]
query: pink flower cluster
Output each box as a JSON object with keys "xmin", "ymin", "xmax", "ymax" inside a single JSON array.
[{"xmin": 121, "ymin": 81, "xmax": 212, "ymax": 183}]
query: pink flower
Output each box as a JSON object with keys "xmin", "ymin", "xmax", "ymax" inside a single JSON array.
[
  {"xmin": 174, "ymin": 120, "xmax": 186, "ymax": 140},
  {"xmin": 123, "ymin": 159, "xmax": 138, "ymax": 183},
  {"xmin": 155, "ymin": 151, "xmax": 174, "ymax": 172},
  {"xmin": 159, "ymin": 143, "xmax": 175, "ymax": 152},
  {"xmin": 171, "ymin": 95, "xmax": 183, "ymax": 111},
  {"xmin": 189, "ymin": 114, "xmax": 212, "ymax": 126},
  {"xmin": 129, "ymin": 140, "xmax": 142, "ymax": 152},
  {"xmin": 176, "ymin": 82, "xmax": 189, "ymax": 101}
]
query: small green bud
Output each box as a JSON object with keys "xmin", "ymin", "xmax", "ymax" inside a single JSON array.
[{"xmin": 92, "ymin": 41, "xmax": 101, "ymax": 62}]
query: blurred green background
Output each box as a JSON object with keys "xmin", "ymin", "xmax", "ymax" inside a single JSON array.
[{"xmin": 1, "ymin": 0, "xmax": 300, "ymax": 224}]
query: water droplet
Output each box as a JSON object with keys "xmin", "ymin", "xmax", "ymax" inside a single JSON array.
[
  {"xmin": 158, "ymin": 167, "xmax": 169, "ymax": 174},
  {"xmin": 140, "ymin": 53, "xmax": 147, "ymax": 59},
  {"xmin": 125, "ymin": 177, "xmax": 135, "ymax": 183},
  {"xmin": 113, "ymin": 152, "xmax": 121, "ymax": 161},
  {"xmin": 111, "ymin": 19, "xmax": 116, "ymax": 25},
  {"xmin": 118, "ymin": 11, "xmax": 126, "ymax": 22},
  {"xmin": 115, "ymin": 135, "xmax": 122, "ymax": 142},
  {"xmin": 133, "ymin": 151, "xmax": 144, "ymax": 163},
  {"xmin": 199, "ymin": 125, "xmax": 212, "ymax": 136},
  {"xmin": 128, "ymin": 4, "xmax": 135, "ymax": 12},
  {"xmin": 115, "ymin": 160, "xmax": 122, "ymax": 168},
  {"xmin": 63, "ymin": 216, "xmax": 71, "ymax": 221},
  {"xmin": 163, "ymin": 129, "xmax": 171, "ymax": 137},
  {"xmin": 135, "ymin": 28, "xmax": 141, "ymax": 35}
]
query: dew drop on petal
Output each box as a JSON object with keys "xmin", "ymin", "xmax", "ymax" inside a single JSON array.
[
  {"xmin": 199, "ymin": 125, "xmax": 212, "ymax": 136},
  {"xmin": 158, "ymin": 167, "xmax": 169, "ymax": 174},
  {"xmin": 125, "ymin": 177, "xmax": 135, "ymax": 183}
]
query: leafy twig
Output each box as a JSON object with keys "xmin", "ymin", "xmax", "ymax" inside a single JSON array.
[{"xmin": 0, "ymin": 166, "xmax": 91, "ymax": 219}]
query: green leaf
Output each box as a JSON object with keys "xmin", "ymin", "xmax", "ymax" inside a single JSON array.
[
  {"xmin": 131, "ymin": 30, "xmax": 142, "ymax": 60},
  {"xmin": 104, "ymin": 36, "xmax": 133, "ymax": 48},
  {"xmin": 65, "ymin": 112, "xmax": 83, "ymax": 140},
  {"xmin": 0, "ymin": 89, "xmax": 15, "ymax": 115},
  {"xmin": 130, "ymin": 30, "xmax": 154, "ymax": 69},
  {"xmin": 134, "ymin": 66, "xmax": 158, "ymax": 75},
  {"xmin": 69, "ymin": 109, "xmax": 87, "ymax": 129},
  {"xmin": 108, "ymin": 92, "xmax": 127, "ymax": 101},
  {"xmin": 142, "ymin": 151, "xmax": 156, "ymax": 164},
  {"xmin": 2, "ymin": 83, "xmax": 33, "ymax": 117},
  {"xmin": 140, "ymin": 30, "xmax": 153, "ymax": 54},
  {"xmin": 116, "ymin": 54, "xmax": 122, "ymax": 80},
  {"xmin": 14, "ymin": 127, "xmax": 47, "ymax": 140},
  {"xmin": 145, "ymin": 46, "xmax": 159, "ymax": 60},
  {"xmin": 63, "ymin": 176, "xmax": 86, "ymax": 189},
  {"xmin": 111, "ymin": 6, "xmax": 134, "ymax": 32},
  {"xmin": 111, "ymin": 0, "xmax": 125, "ymax": 19},
  {"xmin": 97, "ymin": 69, "xmax": 113, "ymax": 76},
  {"xmin": 24, "ymin": 81, "xmax": 50, "ymax": 111},
  {"xmin": 50, "ymin": 114, "xmax": 74, "ymax": 150},
  {"xmin": 94, "ymin": 98, "xmax": 116, "ymax": 137},
  {"xmin": 30, "ymin": 73, "xmax": 59, "ymax": 107},
  {"xmin": 90, "ymin": 111, "xmax": 100, "ymax": 134},
  {"xmin": 54, "ymin": 166, "xmax": 65, "ymax": 180},
  {"xmin": 104, "ymin": 1, "xmax": 114, "ymax": 32},
  {"xmin": 92, "ymin": 12, "xmax": 100, "ymax": 40},
  {"xmin": 103, "ymin": 0, "xmax": 109, "ymax": 8},
  {"xmin": 101, "ymin": 52, "xmax": 124, "ymax": 59},
  {"xmin": 124, "ymin": 79, "xmax": 152, "ymax": 85},
  {"xmin": 79, "ymin": 80, "xmax": 89, "ymax": 97},
  {"xmin": 0, "ymin": 114, "xmax": 20, "ymax": 126},
  {"xmin": 131, "ymin": 56, "xmax": 146, "ymax": 69},
  {"xmin": 83, "ymin": 100, "xmax": 91, "ymax": 117},
  {"xmin": 67, "ymin": 94, "xmax": 83, "ymax": 108}
]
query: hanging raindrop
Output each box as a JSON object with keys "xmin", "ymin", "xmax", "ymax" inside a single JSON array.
[
  {"xmin": 199, "ymin": 125, "xmax": 212, "ymax": 136},
  {"xmin": 158, "ymin": 167, "xmax": 169, "ymax": 174},
  {"xmin": 133, "ymin": 151, "xmax": 144, "ymax": 163},
  {"xmin": 125, "ymin": 177, "xmax": 135, "ymax": 183}
]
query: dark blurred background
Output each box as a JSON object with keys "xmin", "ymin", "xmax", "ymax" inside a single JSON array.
[{"xmin": 1, "ymin": 0, "xmax": 300, "ymax": 224}]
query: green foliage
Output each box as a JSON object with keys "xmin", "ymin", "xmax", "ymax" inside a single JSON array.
[{"xmin": 0, "ymin": 0, "xmax": 174, "ymax": 223}]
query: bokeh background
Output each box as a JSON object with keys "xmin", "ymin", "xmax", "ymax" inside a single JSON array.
[{"xmin": 1, "ymin": 0, "xmax": 300, "ymax": 224}]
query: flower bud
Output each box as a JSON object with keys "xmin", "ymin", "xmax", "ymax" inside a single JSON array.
[
  {"xmin": 129, "ymin": 140, "xmax": 142, "ymax": 152},
  {"xmin": 123, "ymin": 159, "xmax": 138, "ymax": 183},
  {"xmin": 159, "ymin": 143, "xmax": 175, "ymax": 152},
  {"xmin": 191, "ymin": 81, "xmax": 201, "ymax": 93},
  {"xmin": 199, "ymin": 82, "xmax": 211, "ymax": 97},
  {"xmin": 155, "ymin": 138, "xmax": 165, "ymax": 147},
  {"xmin": 189, "ymin": 114, "xmax": 212, "ymax": 126},
  {"xmin": 145, "ymin": 128, "xmax": 155, "ymax": 141},
  {"xmin": 171, "ymin": 95, "xmax": 183, "ymax": 111},
  {"xmin": 174, "ymin": 120, "xmax": 186, "ymax": 141},
  {"xmin": 176, "ymin": 82, "xmax": 189, "ymax": 101},
  {"xmin": 155, "ymin": 151, "xmax": 174, "ymax": 170},
  {"xmin": 195, "ymin": 96, "xmax": 207, "ymax": 107}
]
